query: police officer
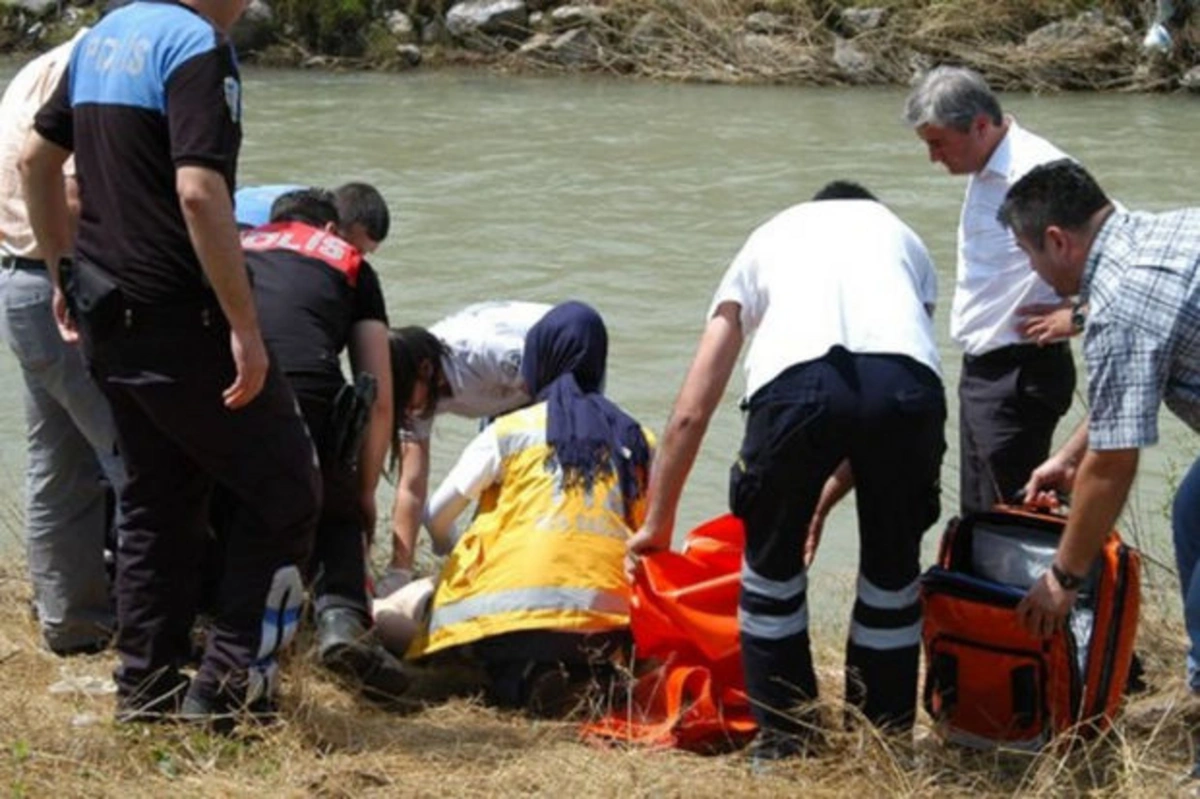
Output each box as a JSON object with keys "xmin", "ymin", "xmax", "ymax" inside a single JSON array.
[
  {"xmin": 21, "ymin": 0, "xmax": 319, "ymax": 724},
  {"xmin": 239, "ymin": 188, "xmax": 408, "ymax": 701}
]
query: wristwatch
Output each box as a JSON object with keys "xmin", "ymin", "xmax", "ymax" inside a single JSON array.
[
  {"xmin": 1070, "ymin": 300, "xmax": 1086, "ymax": 335},
  {"xmin": 1051, "ymin": 562, "xmax": 1085, "ymax": 591}
]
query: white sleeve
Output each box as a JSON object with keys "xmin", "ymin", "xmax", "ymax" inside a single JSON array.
[
  {"xmin": 706, "ymin": 234, "xmax": 763, "ymax": 333},
  {"xmin": 421, "ymin": 426, "xmax": 503, "ymax": 555}
]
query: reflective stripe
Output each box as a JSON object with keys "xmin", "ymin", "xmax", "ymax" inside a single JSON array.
[
  {"xmin": 856, "ymin": 574, "xmax": 920, "ymax": 610},
  {"xmin": 849, "ymin": 619, "xmax": 923, "ymax": 650},
  {"xmin": 428, "ymin": 586, "xmax": 628, "ymax": 635},
  {"xmin": 255, "ymin": 565, "xmax": 304, "ymax": 661},
  {"xmin": 739, "ymin": 604, "xmax": 809, "ymax": 640},
  {"xmin": 741, "ymin": 559, "xmax": 806, "ymax": 600}
]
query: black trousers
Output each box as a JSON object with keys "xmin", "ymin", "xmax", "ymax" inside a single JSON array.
[
  {"xmin": 731, "ymin": 348, "xmax": 945, "ymax": 735},
  {"xmin": 81, "ymin": 307, "xmax": 320, "ymax": 709},
  {"xmin": 294, "ymin": 391, "xmax": 371, "ymax": 619},
  {"xmin": 958, "ymin": 342, "xmax": 1075, "ymax": 514}
]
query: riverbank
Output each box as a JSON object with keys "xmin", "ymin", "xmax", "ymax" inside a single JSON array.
[
  {"xmin": 0, "ymin": 552, "xmax": 1196, "ymax": 797},
  {"xmin": 2, "ymin": 0, "xmax": 1199, "ymax": 92}
]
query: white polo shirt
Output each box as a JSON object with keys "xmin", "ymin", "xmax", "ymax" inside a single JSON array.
[
  {"xmin": 951, "ymin": 119, "xmax": 1070, "ymax": 356},
  {"xmin": 407, "ymin": 300, "xmax": 551, "ymax": 441},
  {"xmin": 709, "ymin": 199, "xmax": 940, "ymax": 400}
]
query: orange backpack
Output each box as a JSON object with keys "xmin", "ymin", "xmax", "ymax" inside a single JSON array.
[{"xmin": 921, "ymin": 507, "xmax": 1140, "ymax": 749}]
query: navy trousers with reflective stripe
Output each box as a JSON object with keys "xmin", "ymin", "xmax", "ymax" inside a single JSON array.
[{"xmin": 731, "ymin": 347, "xmax": 945, "ymax": 734}]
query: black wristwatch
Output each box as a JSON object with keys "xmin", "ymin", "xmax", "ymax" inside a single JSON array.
[
  {"xmin": 1070, "ymin": 300, "xmax": 1086, "ymax": 335},
  {"xmin": 1051, "ymin": 562, "xmax": 1085, "ymax": 591}
]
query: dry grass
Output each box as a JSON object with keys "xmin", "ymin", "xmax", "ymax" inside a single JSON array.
[{"xmin": 1, "ymin": 558, "xmax": 1198, "ymax": 797}]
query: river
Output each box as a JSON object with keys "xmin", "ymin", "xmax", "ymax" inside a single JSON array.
[{"xmin": 0, "ymin": 63, "xmax": 1196, "ymax": 595}]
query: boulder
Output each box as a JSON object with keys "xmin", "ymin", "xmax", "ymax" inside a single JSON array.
[
  {"xmin": 230, "ymin": 0, "xmax": 275, "ymax": 54},
  {"xmin": 396, "ymin": 43, "xmax": 423, "ymax": 67},
  {"xmin": 1024, "ymin": 10, "xmax": 1132, "ymax": 51},
  {"xmin": 744, "ymin": 11, "xmax": 789, "ymax": 36},
  {"xmin": 1182, "ymin": 65, "xmax": 1200, "ymax": 91},
  {"xmin": 840, "ymin": 7, "xmax": 889, "ymax": 36},
  {"xmin": 833, "ymin": 36, "xmax": 874, "ymax": 82},
  {"xmin": 386, "ymin": 10, "xmax": 416, "ymax": 44},
  {"xmin": 445, "ymin": 0, "xmax": 529, "ymax": 40},
  {"xmin": 548, "ymin": 4, "xmax": 607, "ymax": 32}
]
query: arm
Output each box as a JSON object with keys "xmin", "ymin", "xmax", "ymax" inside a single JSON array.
[
  {"xmin": 1023, "ymin": 419, "xmax": 1089, "ymax": 503},
  {"xmin": 805, "ymin": 459, "xmax": 854, "ymax": 567},
  {"xmin": 1017, "ymin": 447, "xmax": 1139, "ymax": 637},
  {"xmin": 423, "ymin": 480, "xmax": 471, "ymax": 556},
  {"xmin": 19, "ymin": 132, "xmax": 75, "ymax": 339},
  {"xmin": 1016, "ymin": 301, "xmax": 1083, "ymax": 346},
  {"xmin": 389, "ymin": 437, "xmax": 430, "ymax": 570},
  {"xmin": 348, "ymin": 319, "xmax": 393, "ymax": 538},
  {"xmin": 176, "ymin": 165, "xmax": 266, "ymax": 410},
  {"xmin": 627, "ymin": 302, "xmax": 744, "ymax": 555}
]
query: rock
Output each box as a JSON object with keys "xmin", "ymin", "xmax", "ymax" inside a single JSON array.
[
  {"xmin": 529, "ymin": 10, "xmax": 545, "ymax": 28},
  {"xmin": 550, "ymin": 26, "xmax": 602, "ymax": 66},
  {"xmin": 833, "ymin": 36, "xmax": 874, "ymax": 82},
  {"xmin": 1024, "ymin": 10, "xmax": 1131, "ymax": 51},
  {"xmin": 744, "ymin": 11, "xmax": 789, "ymax": 36},
  {"xmin": 396, "ymin": 43, "xmax": 423, "ymax": 67},
  {"xmin": 840, "ymin": 7, "xmax": 889, "ymax": 36},
  {"xmin": 421, "ymin": 16, "xmax": 449, "ymax": 46},
  {"xmin": 445, "ymin": 0, "xmax": 529, "ymax": 40},
  {"xmin": 1182, "ymin": 65, "xmax": 1200, "ymax": 91},
  {"xmin": 548, "ymin": 4, "xmax": 607, "ymax": 32},
  {"xmin": 6, "ymin": 0, "xmax": 57, "ymax": 14},
  {"xmin": 626, "ymin": 11, "xmax": 666, "ymax": 51},
  {"xmin": 386, "ymin": 10, "xmax": 416, "ymax": 43},
  {"xmin": 230, "ymin": 0, "xmax": 275, "ymax": 54}
]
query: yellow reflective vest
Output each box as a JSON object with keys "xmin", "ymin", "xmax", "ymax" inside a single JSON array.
[{"xmin": 408, "ymin": 401, "xmax": 650, "ymax": 659}]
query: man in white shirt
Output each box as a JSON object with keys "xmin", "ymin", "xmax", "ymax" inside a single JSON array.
[
  {"xmin": 381, "ymin": 300, "xmax": 550, "ymax": 595},
  {"xmin": 0, "ymin": 29, "xmax": 125, "ymax": 656},
  {"xmin": 627, "ymin": 182, "xmax": 946, "ymax": 758},
  {"xmin": 905, "ymin": 66, "xmax": 1079, "ymax": 514}
]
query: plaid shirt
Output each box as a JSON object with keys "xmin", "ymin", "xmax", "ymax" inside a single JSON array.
[{"xmin": 1081, "ymin": 208, "xmax": 1200, "ymax": 449}]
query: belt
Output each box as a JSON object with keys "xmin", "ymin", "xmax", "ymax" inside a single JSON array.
[
  {"xmin": 963, "ymin": 341, "xmax": 1069, "ymax": 368},
  {"xmin": 0, "ymin": 255, "xmax": 47, "ymax": 271},
  {"xmin": 121, "ymin": 303, "xmax": 223, "ymax": 331}
]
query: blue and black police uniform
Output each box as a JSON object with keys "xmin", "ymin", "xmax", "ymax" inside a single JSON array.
[{"xmin": 34, "ymin": 1, "xmax": 320, "ymax": 717}]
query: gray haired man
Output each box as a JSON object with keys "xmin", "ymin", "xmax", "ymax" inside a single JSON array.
[{"xmin": 904, "ymin": 66, "xmax": 1080, "ymax": 514}]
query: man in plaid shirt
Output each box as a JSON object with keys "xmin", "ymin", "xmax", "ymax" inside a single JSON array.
[{"xmin": 999, "ymin": 159, "xmax": 1200, "ymax": 768}]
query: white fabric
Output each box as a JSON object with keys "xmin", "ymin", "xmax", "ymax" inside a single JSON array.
[
  {"xmin": 407, "ymin": 300, "xmax": 550, "ymax": 440},
  {"xmin": 422, "ymin": 425, "xmax": 502, "ymax": 554},
  {"xmin": 0, "ymin": 32, "xmax": 84, "ymax": 258},
  {"xmin": 709, "ymin": 199, "xmax": 940, "ymax": 400},
  {"xmin": 951, "ymin": 119, "xmax": 1072, "ymax": 356}
]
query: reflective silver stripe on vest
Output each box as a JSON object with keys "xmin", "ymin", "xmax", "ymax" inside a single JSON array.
[
  {"xmin": 428, "ymin": 586, "xmax": 629, "ymax": 635},
  {"xmin": 739, "ymin": 604, "xmax": 809, "ymax": 641},
  {"xmin": 741, "ymin": 558, "xmax": 807, "ymax": 600},
  {"xmin": 855, "ymin": 574, "xmax": 920, "ymax": 609},
  {"xmin": 849, "ymin": 619, "xmax": 923, "ymax": 650}
]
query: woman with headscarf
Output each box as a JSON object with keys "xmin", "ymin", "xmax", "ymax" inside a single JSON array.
[{"xmin": 374, "ymin": 301, "xmax": 652, "ymax": 715}]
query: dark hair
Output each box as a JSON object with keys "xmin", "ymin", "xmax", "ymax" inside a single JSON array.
[
  {"xmin": 389, "ymin": 326, "xmax": 449, "ymax": 431},
  {"xmin": 812, "ymin": 181, "xmax": 878, "ymax": 202},
  {"xmin": 268, "ymin": 188, "xmax": 340, "ymax": 228},
  {"xmin": 334, "ymin": 183, "xmax": 390, "ymax": 244},
  {"xmin": 997, "ymin": 160, "xmax": 1110, "ymax": 248}
]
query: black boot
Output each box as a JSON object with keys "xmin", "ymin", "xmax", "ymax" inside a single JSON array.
[{"xmin": 316, "ymin": 607, "xmax": 412, "ymax": 705}]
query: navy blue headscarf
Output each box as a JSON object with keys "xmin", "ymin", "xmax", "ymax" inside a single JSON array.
[{"xmin": 521, "ymin": 302, "xmax": 650, "ymax": 508}]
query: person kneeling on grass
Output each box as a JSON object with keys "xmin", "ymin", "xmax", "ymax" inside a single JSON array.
[{"xmin": 373, "ymin": 301, "xmax": 652, "ymax": 716}]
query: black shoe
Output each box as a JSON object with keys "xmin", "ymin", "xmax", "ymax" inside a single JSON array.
[
  {"xmin": 179, "ymin": 689, "xmax": 279, "ymax": 736},
  {"xmin": 317, "ymin": 608, "xmax": 411, "ymax": 705},
  {"xmin": 114, "ymin": 672, "xmax": 190, "ymax": 724}
]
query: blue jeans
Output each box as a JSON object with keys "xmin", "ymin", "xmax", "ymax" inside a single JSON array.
[
  {"xmin": 0, "ymin": 266, "xmax": 123, "ymax": 652},
  {"xmin": 1173, "ymin": 453, "xmax": 1200, "ymax": 690}
]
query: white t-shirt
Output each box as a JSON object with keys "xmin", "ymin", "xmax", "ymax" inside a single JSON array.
[
  {"xmin": 709, "ymin": 199, "xmax": 940, "ymax": 400},
  {"xmin": 407, "ymin": 300, "xmax": 551, "ymax": 440},
  {"xmin": 951, "ymin": 119, "xmax": 1071, "ymax": 356}
]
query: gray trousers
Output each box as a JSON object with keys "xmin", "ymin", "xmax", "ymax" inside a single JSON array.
[{"xmin": 0, "ymin": 266, "xmax": 123, "ymax": 653}]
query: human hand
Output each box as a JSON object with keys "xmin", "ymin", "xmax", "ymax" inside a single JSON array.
[
  {"xmin": 1016, "ymin": 570, "xmax": 1077, "ymax": 638},
  {"xmin": 804, "ymin": 512, "xmax": 825, "ymax": 568},
  {"xmin": 224, "ymin": 325, "xmax": 268, "ymax": 409},
  {"xmin": 625, "ymin": 524, "xmax": 671, "ymax": 581},
  {"xmin": 52, "ymin": 286, "xmax": 77, "ymax": 343},
  {"xmin": 1016, "ymin": 302, "xmax": 1073, "ymax": 346},
  {"xmin": 1022, "ymin": 454, "xmax": 1076, "ymax": 508}
]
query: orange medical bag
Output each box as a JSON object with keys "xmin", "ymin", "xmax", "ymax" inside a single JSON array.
[{"xmin": 921, "ymin": 507, "xmax": 1140, "ymax": 749}]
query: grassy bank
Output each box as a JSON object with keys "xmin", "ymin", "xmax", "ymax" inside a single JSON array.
[{"xmin": 1, "ymin": 555, "xmax": 1197, "ymax": 797}]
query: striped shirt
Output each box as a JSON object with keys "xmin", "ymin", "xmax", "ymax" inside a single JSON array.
[{"xmin": 1081, "ymin": 208, "xmax": 1200, "ymax": 449}]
